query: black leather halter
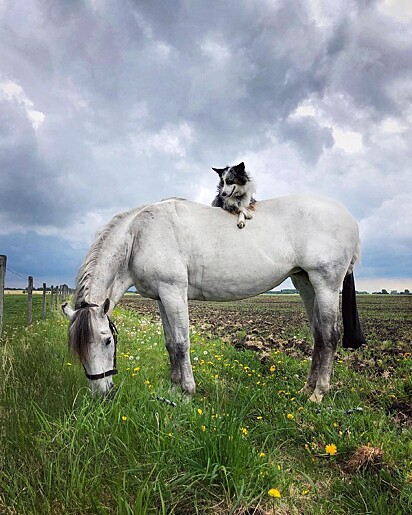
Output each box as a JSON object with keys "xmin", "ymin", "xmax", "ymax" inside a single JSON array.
[{"xmin": 78, "ymin": 302, "xmax": 119, "ymax": 381}]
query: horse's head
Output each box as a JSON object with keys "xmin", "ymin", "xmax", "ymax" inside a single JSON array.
[{"xmin": 62, "ymin": 299, "xmax": 118, "ymax": 398}]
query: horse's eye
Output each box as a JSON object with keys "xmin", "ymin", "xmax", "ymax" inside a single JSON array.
[{"xmin": 105, "ymin": 337, "xmax": 111, "ymax": 346}]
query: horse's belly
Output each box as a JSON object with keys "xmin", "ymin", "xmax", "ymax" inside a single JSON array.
[{"xmin": 187, "ymin": 264, "xmax": 295, "ymax": 301}]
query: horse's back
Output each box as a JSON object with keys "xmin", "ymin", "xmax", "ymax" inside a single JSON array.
[{"xmin": 128, "ymin": 195, "xmax": 359, "ymax": 300}]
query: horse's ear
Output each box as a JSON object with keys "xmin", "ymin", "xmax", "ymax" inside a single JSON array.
[
  {"xmin": 100, "ymin": 298, "xmax": 111, "ymax": 317},
  {"xmin": 62, "ymin": 303, "xmax": 75, "ymax": 320}
]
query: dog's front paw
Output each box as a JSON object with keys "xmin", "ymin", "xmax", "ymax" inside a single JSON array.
[
  {"xmin": 237, "ymin": 220, "xmax": 245, "ymax": 229},
  {"xmin": 244, "ymin": 210, "xmax": 253, "ymax": 220}
]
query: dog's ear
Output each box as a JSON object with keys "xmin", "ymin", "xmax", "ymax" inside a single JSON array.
[
  {"xmin": 212, "ymin": 167, "xmax": 227, "ymax": 177},
  {"xmin": 232, "ymin": 162, "xmax": 248, "ymax": 185},
  {"xmin": 232, "ymin": 162, "xmax": 245, "ymax": 175}
]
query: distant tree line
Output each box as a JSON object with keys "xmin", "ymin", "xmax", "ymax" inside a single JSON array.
[
  {"xmin": 372, "ymin": 289, "xmax": 411, "ymax": 295},
  {"xmin": 266, "ymin": 288, "xmax": 411, "ymax": 295}
]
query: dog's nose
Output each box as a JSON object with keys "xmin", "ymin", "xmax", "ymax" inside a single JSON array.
[{"xmin": 222, "ymin": 192, "xmax": 227, "ymax": 196}]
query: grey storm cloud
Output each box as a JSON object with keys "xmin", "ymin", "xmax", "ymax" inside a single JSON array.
[{"xmin": 0, "ymin": 0, "xmax": 411, "ymax": 288}]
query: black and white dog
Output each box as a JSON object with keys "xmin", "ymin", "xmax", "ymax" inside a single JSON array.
[{"xmin": 211, "ymin": 162, "xmax": 256, "ymax": 228}]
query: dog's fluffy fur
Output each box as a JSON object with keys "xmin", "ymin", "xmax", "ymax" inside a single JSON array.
[{"xmin": 211, "ymin": 162, "xmax": 256, "ymax": 228}]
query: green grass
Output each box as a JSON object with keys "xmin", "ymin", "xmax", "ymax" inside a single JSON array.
[
  {"xmin": 1, "ymin": 294, "xmax": 45, "ymax": 332},
  {"xmin": 0, "ymin": 296, "xmax": 411, "ymax": 514}
]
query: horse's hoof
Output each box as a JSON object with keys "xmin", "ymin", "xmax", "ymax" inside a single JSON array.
[
  {"xmin": 169, "ymin": 383, "xmax": 181, "ymax": 393},
  {"xmin": 308, "ymin": 392, "xmax": 324, "ymax": 403},
  {"xmin": 299, "ymin": 384, "xmax": 314, "ymax": 396},
  {"xmin": 182, "ymin": 381, "xmax": 196, "ymax": 396},
  {"xmin": 237, "ymin": 221, "xmax": 245, "ymax": 229}
]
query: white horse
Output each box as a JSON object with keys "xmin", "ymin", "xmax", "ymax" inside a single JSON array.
[{"xmin": 63, "ymin": 195, "xmax": 365, "ymax": 402}]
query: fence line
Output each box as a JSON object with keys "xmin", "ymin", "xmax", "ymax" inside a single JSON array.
[{"xmin": 0, "ymin": 258, "xmax": 74, "ymax": 333}]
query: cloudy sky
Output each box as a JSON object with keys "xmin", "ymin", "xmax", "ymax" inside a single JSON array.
[{"xmin": 1, "ymin": 0, "xmax": 411, "ymax": 292}]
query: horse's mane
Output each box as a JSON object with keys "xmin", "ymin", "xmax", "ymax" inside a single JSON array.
[
  {"xmin": 68, "ymin": 307, "xmax": 94, "ymax": 362},
  {"xmin": 74, "ymin": 207, "xmax": 143, "ymax": 308}
]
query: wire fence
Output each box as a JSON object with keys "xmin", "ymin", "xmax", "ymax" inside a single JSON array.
[{"xmin": 0, "ymin": 255, "xmax": 74, "ymax": 338}]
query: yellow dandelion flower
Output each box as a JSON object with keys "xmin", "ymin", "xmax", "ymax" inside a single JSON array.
[
  {"xmin": 201, "ymin": 425, "xmax": 206, "ymax": 432},
  {"xmin": 197, "ymin": 408, "xmax": 203, "ymax": 415},
  {"xmin": 325, "ymin": 443, "xmax": 337, "ymax": 455},
  {"xmin": 302, "ymin": 489, "xmax": 310, "ymax": 496},
  {"xmin": 66, "ymin": 362, "xmax": 72, "ymax": 366},
  {"xmin": 240, "ymin": 427, "xmax": 248, "ymax": 436},
  {"xmin": 144, "ymin": 380, "xmax": 150, "ymax": 385},
  {"xmin": 256, "ymin": 416, "xmax": 263, "ymax": 420},
  {"xmin": 121, "ymin": 416, "xmax": 128, "ymax": 422},
  {"xmin": 287, "ymin": 413, "xmax": 294, "ymax": 420},
  {"xmin": 270, "ymin": 365, "xmax": 276, "ymax": 373},
  {"xmin": 133, "ymin": 366, "xmax": 140, "ymax": 372},
  {"xmin": 259, "ymin": 452, "xmax": 266, "ymax": 457},
  {"xmin": 268, "ymin": 488, "xmax": 281, "ymax": 498}
]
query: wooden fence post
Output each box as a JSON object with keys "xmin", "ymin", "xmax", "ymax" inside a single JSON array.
[
  {"xmin": 50, "ymin": 285, "xmax": 54, "ymax": 311},
  {"xmin": 27, "ymin": 276, "xmax": 33, "ymax": 326},
  {"xmin": 62, "ymin": 284, "xmax": 67, "ymax": 302},
  {"xmin": 42, "ymin": 283, "xmax": 47, "ymax": 320},
  {"xmin": 0, "ymin": 255, "xmax": 6, "ymax": 338}
]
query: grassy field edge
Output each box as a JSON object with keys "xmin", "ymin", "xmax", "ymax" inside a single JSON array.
[{"xmin": 0, "ymin": 296, "xmax": 411, "ymax": 514}]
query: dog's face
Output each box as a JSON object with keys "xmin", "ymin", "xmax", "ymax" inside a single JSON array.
[{"xmin": 212, "ymin": 162, "xmax": 248, "ymax": 199}]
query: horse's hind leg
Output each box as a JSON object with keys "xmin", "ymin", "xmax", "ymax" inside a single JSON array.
[
  {"xmin": 158, "ymin": 286, "xmax": 196, "ymax": 395},
  {"xmin": 308, "ymin": 274, "xmax": 341, "ymax": 403},
  {"xmin": 158, "ymin": 301, "xmax": 181, "ymax": 387},
  {"xmin": 291, "ymin": 271, "xmax": 319, "ymax": 395}
]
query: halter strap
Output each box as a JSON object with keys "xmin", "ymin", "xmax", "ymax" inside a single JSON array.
[
  {"xmin": 83, "ymin": 367, "xmax": 118, "ymax": 381},
  {"xmin": 77, "ymin": 302, "xmax": 119, "ymax": 382}
]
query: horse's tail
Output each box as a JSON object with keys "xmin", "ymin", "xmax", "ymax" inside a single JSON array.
[{"xmin": 342, "ymin": 244, "xmax": 366, "ymax": 349}]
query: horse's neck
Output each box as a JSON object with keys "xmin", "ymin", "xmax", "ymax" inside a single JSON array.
[{"xmin": 75, "ymin": 215, "xmax": 135, "ymax": 307}]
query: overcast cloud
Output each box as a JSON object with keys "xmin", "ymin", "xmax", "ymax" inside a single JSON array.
[{"xmin": 0, "ymin": 0, "xmax": 411, "ymax": 291}]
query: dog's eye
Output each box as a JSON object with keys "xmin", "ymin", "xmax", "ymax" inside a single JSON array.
[
  {"xmin": 226, "ymin": 180, "xmax": 233, "ymax": 185},
  {"xmin": 105, "ymin": 337, "xmax": 111, "ymax": 346}
]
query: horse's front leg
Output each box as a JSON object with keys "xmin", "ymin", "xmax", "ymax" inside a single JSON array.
[
  {"xmin": 158, "ymin": 287, "xmax": 195, "ymax": 395},
  {"xmin": 157, "ymin": 301, "xmax": 181, "ymax": 387}
]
